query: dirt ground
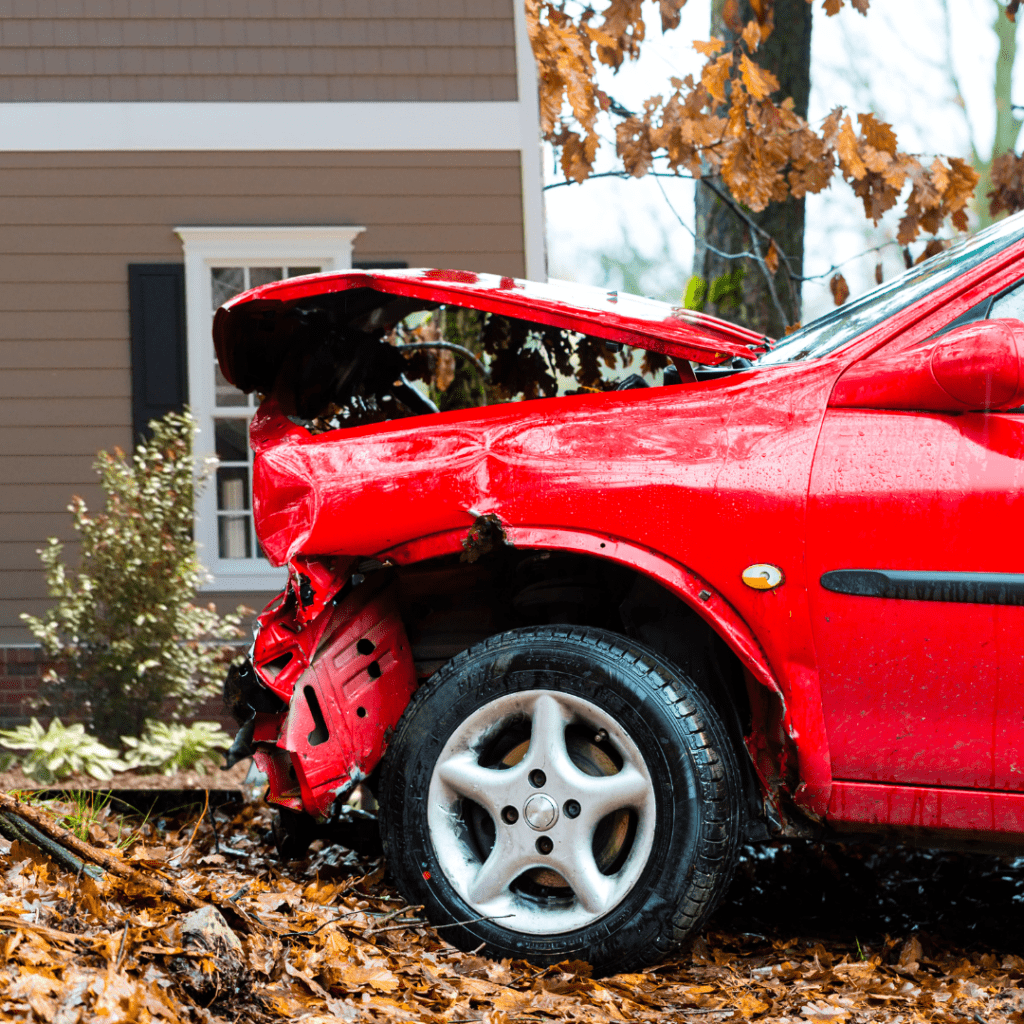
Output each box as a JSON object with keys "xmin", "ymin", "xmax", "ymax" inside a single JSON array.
[{"xmin": 2, "ymin": 790, "xmax": 1024, "ymax": 1023}]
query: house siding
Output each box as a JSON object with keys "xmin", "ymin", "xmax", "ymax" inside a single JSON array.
[
  {"xmin": 0, "ymin": 147, "xmax": 527, "ymax": 647},
  {"xmin": 0, "ymin": 0, "xmax": 519, "ymax": 101}
]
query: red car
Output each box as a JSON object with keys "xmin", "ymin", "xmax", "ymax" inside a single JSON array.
[{"xmin": 217, "ymin": 214, "xmax": 1024, "ymax": 973}]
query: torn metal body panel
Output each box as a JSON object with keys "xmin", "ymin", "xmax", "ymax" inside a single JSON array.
[
  {"xmin": 218, "ymin": 233, "xmax": 1024, "ymax": 868},
  {"xmin": 239, "ymin": 560, "xmax": 416, "ymax": 820}
]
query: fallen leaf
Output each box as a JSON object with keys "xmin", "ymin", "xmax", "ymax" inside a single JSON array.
[{"xmin": 802, "ymin": 1000, "xmax": 850, "ymax": 1022}]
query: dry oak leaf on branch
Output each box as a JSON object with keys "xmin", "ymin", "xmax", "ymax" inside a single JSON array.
[
  {"xmin": 528, "ymin": 0, "xmax": 976, "ymax": 240},
  {"xmin": 830, "ymin": 273, "xmax": 850, "ymax": 306},
  {"xmin": 990, "ymin": 151, "xmax": 1024, "ymax": 218}
]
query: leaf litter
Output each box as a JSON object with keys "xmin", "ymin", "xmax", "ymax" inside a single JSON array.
[{"xmin": 3, "ymin": 791, "xmax": 1024, "ymax": 1024}]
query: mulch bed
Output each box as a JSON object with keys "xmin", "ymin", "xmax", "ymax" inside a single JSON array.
[{"xmin": 0, "ymin": 759, "xmax": 252, "ymax": 794}]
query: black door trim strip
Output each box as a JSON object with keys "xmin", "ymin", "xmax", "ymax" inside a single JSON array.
[{"xmin": 820, "ymin": 569, "xmax": 1024, "ymax": 605}]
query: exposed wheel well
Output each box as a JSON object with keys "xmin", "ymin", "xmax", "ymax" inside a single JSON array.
[{"xmin": 395, "ymin": 548, "xmax": 773, "ymax": 840}]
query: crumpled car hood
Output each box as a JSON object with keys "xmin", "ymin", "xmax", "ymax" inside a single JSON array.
[{"xmin": 213, "ymin": 268, "xmax": 770, "ymax": 395}]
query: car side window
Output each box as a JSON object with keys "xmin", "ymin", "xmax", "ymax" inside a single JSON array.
[
  {"xmin": 928, "ymin": 278, "xmax": 1024, "ymax": 340},
  {"xmin": 988, "ymin": 278, "xmax": 1024, "ymax": 320}
]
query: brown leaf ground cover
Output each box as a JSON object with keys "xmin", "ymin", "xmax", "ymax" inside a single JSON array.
[{"xmin": 1, "ymin": 792, "xmax": 1023, "ymax": 1024}]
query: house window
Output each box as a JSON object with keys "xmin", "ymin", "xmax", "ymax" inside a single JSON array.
[
  {"xmin": 211, "ymin": 264, "xmax": 322, "ymax": 563},
  {"xmin": 175, "ymin": 227, "xmax": 365, "ymax": 591}
]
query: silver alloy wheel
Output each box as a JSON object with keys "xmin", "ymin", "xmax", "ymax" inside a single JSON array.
[{"xmin": 426, "ymin": 689, "xmax": 656, "ymax": 935}]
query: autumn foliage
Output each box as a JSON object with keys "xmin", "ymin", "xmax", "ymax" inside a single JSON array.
[
  {"xmin": 4, "ymin": 792, "xmax": 1024, "ymax": 1022},
  {"xmin": 528, "ymin": 0, "xmax": 980, "ymax": 260}
]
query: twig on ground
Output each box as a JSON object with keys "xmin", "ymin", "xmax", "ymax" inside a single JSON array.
[
  {"xmin": 369, "ymin": 912, "xmax": 515, "ymax": 935},
  {"xmin": 180, "ymin": 789, "xmax": 210, "ymax": 862},
  {"xmin": 0, "ymin": 791, "xmax": 203, "ymax": 910},
  {"xmin": 433, "ymin": 913, "xmax": 516, "ymax": 931},
  {"xmin": 208, "ymin": 808, "xmax": 221, "ymax": 856},
  {"xmin": 0, "ymin": 915, "xmax": 96, "ymax": 945},
  {"xmin": 0, "ymin": 809, "xmax": 104, "ymax": 881},
  {"xmin": 113, "ymin": 926, "xmax": 128, "ymax": 971},
  {"xmin": 280, "ymin": 906, "xmax": 390, "ymax": 939},
  {"xmin": 227, "ymin": 883, "xmax": 252, "ymax": 903}
]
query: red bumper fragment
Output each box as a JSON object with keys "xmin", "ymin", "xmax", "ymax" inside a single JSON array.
[{"xmin": 250, "ymin": 559, "xmax": 417, "ymax": 819}]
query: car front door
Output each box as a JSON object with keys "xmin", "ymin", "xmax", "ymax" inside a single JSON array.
[{"xmin": 805, "ymin": 293, "xmax": 1024, "ymax": 793}]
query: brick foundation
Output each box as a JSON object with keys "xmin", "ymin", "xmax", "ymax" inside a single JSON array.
[
  {"xmin": 0, "ymin": 647, "xmax": 47, "ymax": 730},
  {"xmin": 0, "ymin": 646, "xmax": 237, "ymax": 736}
]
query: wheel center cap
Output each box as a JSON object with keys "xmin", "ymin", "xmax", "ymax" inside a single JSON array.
[{"xmin": 523, "ymin": 793, "xmax": 558, "ymax": 831}]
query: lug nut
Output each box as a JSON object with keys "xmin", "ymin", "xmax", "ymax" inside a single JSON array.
[
  {"xmin": 529, "ymin": 769, "xmax": 546, "ymax": 788},
  {"xmin": 501, "ymin": 805, "xmax": 519, "ymax": 824},
  {"xmin": 564, "ymin": 799, "xmax": 581, "ymax": 819},
  {"xmin": 536, "ymin": 836, "xmax": 553, "ymax": 854}
]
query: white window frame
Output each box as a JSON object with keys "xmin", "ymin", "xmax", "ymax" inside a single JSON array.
[{"xmin": 175, "ymin": 225, "xmax": 366, "ymax": 591}]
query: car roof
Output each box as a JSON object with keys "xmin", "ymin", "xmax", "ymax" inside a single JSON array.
[{"xmin": 216, "ymin": 268, "xmax": 770, "ymax": 371}]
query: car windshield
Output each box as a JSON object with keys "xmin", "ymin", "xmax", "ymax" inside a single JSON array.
[{"xmin": 759, "ymin": 212, "xmax": 1024, "ymax": 366}]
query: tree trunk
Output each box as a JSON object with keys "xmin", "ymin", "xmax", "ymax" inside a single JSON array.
[{"xmin": 693, "ymin": 0, "xmax": 813, "ymax": 336}]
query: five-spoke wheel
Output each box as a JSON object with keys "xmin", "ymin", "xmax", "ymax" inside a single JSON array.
[
  {"xmin": 429, "ymin": 689, "xmax": 655, "ymax": 932},
  {"xmin": 379, "ymin": 626, "xmax": 741, "ymax": 973}
]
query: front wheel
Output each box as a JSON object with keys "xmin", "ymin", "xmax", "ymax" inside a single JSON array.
[{"xmin": 378, "ymin": 626, "xmax": 742, "ymax": 973}]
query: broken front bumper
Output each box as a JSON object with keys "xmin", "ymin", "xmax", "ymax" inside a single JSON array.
[{"xmin": 225, "ymin": 557, "xmax": 417, "ymax": 820}]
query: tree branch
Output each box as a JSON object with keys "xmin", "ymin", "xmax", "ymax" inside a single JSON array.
[
  {"xmin": 697, "ymin": 179, "xmax": 791, "ymax": 328},
  {"xmin": 0, "ymin": 791, "xmax": 202, "ymax": 910}
]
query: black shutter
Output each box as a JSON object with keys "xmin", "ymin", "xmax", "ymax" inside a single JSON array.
[{"xmin": 128, "ymin": 263, "xmax": 188, "ymax": 443}]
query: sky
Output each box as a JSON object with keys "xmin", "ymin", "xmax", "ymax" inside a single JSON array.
[{"xmin": 542, "ymin": 0, "xmax": 1019, "ymax": 324}]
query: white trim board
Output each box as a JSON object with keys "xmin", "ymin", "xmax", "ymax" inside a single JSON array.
[
  {"xmin": 511, "ymin": 0, "xmax": 549, "ymax": 282},
  {"xmin": 177, "ymin": 225, "xmax": 365, "ymax": 593},
  {"xmin": 0, "ymin": 101, "xmax": 526, "ymax": 152}
]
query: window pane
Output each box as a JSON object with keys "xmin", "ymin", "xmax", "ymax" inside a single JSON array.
[
  {"xmin": 218, "ymin": 515, "xmax": 251, "ymax": 559},
  {"xmin": 287, "ymin": 266, "xmax": 320, "ymax": 278},
  {"xmin": 211, "ymin": 267, "xmax": 245, "ymax": 310},
  {"xmin": 214, "ymin": 418, "xmax": 249, "ymax": 462},
  {"xmin": 990, "ymin": 280, "xmax": 1024, "ymax": 321},
  {"xmin": 215, "ymin": 365, "xmax": 247, "ymax": 407},
  {"xmin": 217, "ymin": 466, "xmax": 250, "ymax": 511},
  {"xmin": 250, "ymin": 267, "xmax": 284, "ymax": 288}
]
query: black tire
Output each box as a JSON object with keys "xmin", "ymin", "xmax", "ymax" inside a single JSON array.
[{"xmin": 378, "ymin": 625, "xmax": 742, "ymax": 974}]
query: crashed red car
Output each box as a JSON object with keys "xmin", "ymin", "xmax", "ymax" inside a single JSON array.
[{"xmin": 218, "ymin": 214, "xmax": 1024, "ymax": 973}]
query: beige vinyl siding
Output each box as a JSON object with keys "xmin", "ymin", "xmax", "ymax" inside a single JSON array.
[
  {"xmin": 0, "ymin": 0, "xmax": 518, "ymax": 102},
  {"xmin": 0, "ymin": 147, "xmax": 526, "ymax": 643}
]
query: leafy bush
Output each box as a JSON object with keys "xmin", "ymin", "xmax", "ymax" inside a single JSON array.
[
  {"xmin": 0, "ymin": 717, "xmax": 125, "ymax": 783},
  {"xmin": 122, "ymin": 720, "xmax": 232, "ymax": 776},
  {"xmin": 20, "ymin": 411, "xmax": 249, "ymax": 745}
]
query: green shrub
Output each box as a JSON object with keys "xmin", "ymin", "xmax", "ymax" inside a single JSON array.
[
  {"xmin": 122, "ymin": 720, "xmax": 232, "ymax": 775},
  {"xmin": 0, "ymin": 717, "xmax": 125, "ymax": 783},
  {"xmin": 20, "ymin": 411, "xmax": 249, "ymax": 745}
]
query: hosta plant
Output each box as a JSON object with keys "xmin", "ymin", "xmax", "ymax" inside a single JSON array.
[
  {"xmin": 0, "ymin": 717, "xmax": 126, "ymax": 784},
  {"xmin": 122, "ymin": 720, "xmax": 232, "ymax": 776}
]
